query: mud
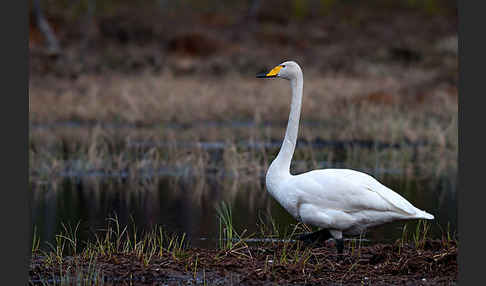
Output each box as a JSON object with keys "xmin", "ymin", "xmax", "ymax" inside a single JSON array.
[{"xmin": 29, "ymin": 239, "xmax": 457, "ymax": 285}]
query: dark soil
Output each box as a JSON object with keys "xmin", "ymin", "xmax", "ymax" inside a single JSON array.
[{"xmin": 29, "ymin": 239, "xmax": 457, "ymax": 285}]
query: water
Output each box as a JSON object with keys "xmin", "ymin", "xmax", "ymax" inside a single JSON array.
[
  {"xmin": 30, "ymin": 163, "xmax": 457, "ymax": 251},
  {"xmin": 30, "ymin": 120, "xmax": 457, "ymax": 250}
]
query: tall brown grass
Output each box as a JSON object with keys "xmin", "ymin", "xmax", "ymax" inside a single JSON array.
[{"xmin": 30, "ymin": 72, "xmax": 457, "ymax": 204}]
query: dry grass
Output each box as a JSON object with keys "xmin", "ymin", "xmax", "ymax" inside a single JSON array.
[
  {"xmin": 29, "ymin": 66, "xmax": 457, "ymax": 221},
  {"xmin": 30, "ymin": 71, "xmax": 457, "ymax": 183},
  {"xmin": 30, "ymin": 70, "xmax": 457, "ymax": 131}
]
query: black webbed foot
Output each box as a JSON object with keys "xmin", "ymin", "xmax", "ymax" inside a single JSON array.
[{"xmin": 296, "ymin": 229, "xmax": 333, "ymax": 245}]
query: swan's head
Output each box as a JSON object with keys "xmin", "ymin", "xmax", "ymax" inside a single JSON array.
[{"xmin": 256, "ymin": 60, "xmax": 302, "ymax": 80}]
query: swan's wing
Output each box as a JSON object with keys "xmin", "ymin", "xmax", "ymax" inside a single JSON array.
[
  {"xmin": 331, "ymin": 169, "xmax": 419, "ymax": 215},
  {"xmin": 292, "ymin": 169, "xmax": 422, "ymax": 216}
]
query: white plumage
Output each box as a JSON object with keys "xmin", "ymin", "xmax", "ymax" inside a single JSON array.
[{"xmin": 257, "ymin": 60, "xmax": 434, "ymax": 251}]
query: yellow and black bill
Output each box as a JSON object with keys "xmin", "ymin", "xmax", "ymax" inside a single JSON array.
[{"xmin": 256, "ymin": 65, "xmax": 282, "ymax": 78}]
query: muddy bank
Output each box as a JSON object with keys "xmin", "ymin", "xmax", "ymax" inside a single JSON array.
[{"xmin": 30, "ymin": 239, "xmax": 457, "ymax": 285}]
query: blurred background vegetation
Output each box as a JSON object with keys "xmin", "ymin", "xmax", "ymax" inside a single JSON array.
[
  {"xmin": 30, "ymin": 0, "xmax": 457, "ymax": 78},
  {"xmin": 29, "ymin": 0, "xmax": 457, "ymax": 249}
]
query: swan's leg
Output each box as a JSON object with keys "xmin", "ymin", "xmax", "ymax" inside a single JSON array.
[
  {"xmin": 334, "ymin": 238, "xmax": 344, "ymax": 262},
  {"xmin": 329, "ymin": 230, "xmax": 344, "ymax": 260},
  {"xmin": 336, "ymin": 238, "xmax": 344, "ymax": 255}
]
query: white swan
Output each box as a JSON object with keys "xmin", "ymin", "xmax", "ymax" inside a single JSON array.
[{"xmin": 256, "ymin": 60, "xmax": 434, "ymax": 255}]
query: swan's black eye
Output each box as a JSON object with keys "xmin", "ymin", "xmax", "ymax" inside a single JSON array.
[{"xmin": 282, "ymin": 65, "xmax": 286, "ymax": 68}]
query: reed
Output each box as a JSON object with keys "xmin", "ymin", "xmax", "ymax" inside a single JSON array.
[
  {"xmin": 32, "ymin": 225, "xmax": 41, "ymax": 255},
  {"xmin": 412, "ymin": 219, "xmax": 431, "ymax": 249},
  {"xmin": 216, "ymin": 201, "xmax": 234, "ymax": 250}
]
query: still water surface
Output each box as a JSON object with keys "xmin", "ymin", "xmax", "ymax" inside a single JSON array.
[{"xmin": 31, "ymin": 166, "xmax": 457, "ymax": 250}]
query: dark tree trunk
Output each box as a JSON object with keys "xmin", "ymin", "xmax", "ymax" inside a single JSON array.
[{"xmin": 32, "ymin": 0, "xmax": 61, "ymax": 56}]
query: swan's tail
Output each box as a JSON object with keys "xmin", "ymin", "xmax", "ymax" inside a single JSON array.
[{"xmin": 415, "ymin": 210, "xmax": 434, "ymax": 220}]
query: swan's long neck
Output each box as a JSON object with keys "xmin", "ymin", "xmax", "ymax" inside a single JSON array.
[{"xmin": 269, "ymin": 71, "xmax": 303, "ymax": 176}]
